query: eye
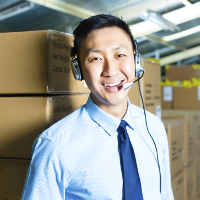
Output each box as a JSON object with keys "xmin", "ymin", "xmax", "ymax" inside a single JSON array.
[
  {"xmin": 116, "ymin": 54, "xmax": 125, "ymax": 58},
  {"xmin": 90, "ymin": 57, "xmax": 102, "ymax": 62}
]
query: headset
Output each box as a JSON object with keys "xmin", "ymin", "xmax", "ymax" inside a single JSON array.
[
  {"xmin": 70, "ymin": 40, "xmax": 145, "ymax": 81},
  {"xmin": 70, "ymin": 46, "xmax": 83, "ymax": 81},
  {"xmin": 70, "ymin": 38, "xmax": 161, "ymax": 193},
  {"xmin": 133, "ymin": 40, "xmax": 145, "ymax": 78}
]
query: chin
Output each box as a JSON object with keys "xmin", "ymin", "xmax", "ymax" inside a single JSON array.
[{"xmin": 105, "ymin": 95, "xmax": 127, "ymax": 107}]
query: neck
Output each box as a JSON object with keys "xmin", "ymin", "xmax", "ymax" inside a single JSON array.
[
  {"xmin": 91, "ymin": 95, "xmax": 128, "ymax": 119},
  {"xmin": 102, "ymin": 105, "xmax": 128, "ymax": 119}
]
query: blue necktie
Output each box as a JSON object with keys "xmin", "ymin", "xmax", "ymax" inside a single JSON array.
[{"xmin": 117, "ymin": 120, "xmax": 143, "ymax": 200}]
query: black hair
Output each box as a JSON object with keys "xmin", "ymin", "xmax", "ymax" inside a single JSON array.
[{"xmin": 73, "ymin": 14, "xmax": 135, "ymax": 56}]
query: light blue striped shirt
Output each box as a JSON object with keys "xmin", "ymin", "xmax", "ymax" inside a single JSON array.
[{"xmin": 22, "ymin": 94, "xmax": 174, "ymax": 200}]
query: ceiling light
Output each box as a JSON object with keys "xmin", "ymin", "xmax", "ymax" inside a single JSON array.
[
  {"xmin": 141, "ymin": 46, "xmax": 176, "ymax": 59},
  {"xmin": 179, "ymin": 0, "xmax": 192, "ymax": 6},
  {"xmin": 160, "ymin": 45, "xmax": 200, "ymax": 65},
  {"xmin": 130, "ymin": 2, "xmax": 200, "ymax": 38},
  {"xmin": 27, "ymin": 0, "xmax": 95, "ymax": 19},
  {"xmin": 186, "ymin": 0, "xmax": 200, "ymax": 4},
  {"xmin": 162, "ymin": 25, "xmax": 200, "ymax": 41},
  {"xmin": 140, "ymin": 9, "xmax": 181, "ymax": 32},
  {"xmin": 0, "ymin": 1, "xmax": 34, "ymax": 21}
]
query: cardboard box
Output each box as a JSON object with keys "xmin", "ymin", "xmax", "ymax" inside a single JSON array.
[
  {"xmin": 0, "ymin": 159, "xmax": 30, "ymax": 200},
  {"xmin": 183, "ymin": 161, "xmax": 194, "ymax": 200},
  {"xmin": 171, "ymin": 171, "xmax": 184, "ymax": 200},
  {"xmin": 128, "ymin": 59, "xmax": 161, "ymax": 117},
  {"xmin": 0, "ymin": 30, "xmax": 89, "ymax": 94},
  {"xmin": 194, "ymin": 154, "xmax": 200, "ymax": 200},
  {"xmin": 162, "ymin": 110, "xmax": 195, "ymax": 165},
  {"xmin": 161, "ymin": 86, "xmax": 173, "ymax": 109},
  {"xmin": 173, "ymin": 86, "xmax": 200, "ymax": 110},
  {"xmin": 194, "ymin": 112, "xmax": 200, "ymax": 158},
  {"xmin": 166, "ymin": 64, "xmax": 200, "ymax": 81},
  {"xmin": 0, "ymin": 94, "xmax": 89, "ymax": 158},
  {"xmin": 163, "ymin": 119, "xmax": 184, "ymax": 178}
]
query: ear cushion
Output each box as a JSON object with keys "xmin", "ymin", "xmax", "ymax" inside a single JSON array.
[
  {"xmin": 71, "ymin": 58, "xmax": 84, "ymax": 80},
  {"xmin": 134, "ymin": 54, "xmax": 144, "ymax": 77}
]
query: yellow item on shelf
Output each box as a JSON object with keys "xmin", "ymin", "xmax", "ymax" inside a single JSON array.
[
  {"xmin": 191, "ymin": 78, "xmax": 200, "ymax": 86},
  {"xmin": 160, "ymin": 78, "xmax": 179, "ymax": 87},
  {"xmin": 181, "ymin": 80, "xmax": 193, "ymax": 88},
  {"xmin": 165, "ymin": 65, "xmax": 169, "ymax": 70},
  {"xmin": 147, "ymin": 57, "xmax": 160, "ymax": 63},
  {"xmin": 192, "ymin": 64, "xmax": 200, "ymax": 69}
]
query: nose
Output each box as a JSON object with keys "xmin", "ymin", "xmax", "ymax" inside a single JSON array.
[{"xmin": 102, "ymin": 58, "xmax": 120, "ymax": 77}]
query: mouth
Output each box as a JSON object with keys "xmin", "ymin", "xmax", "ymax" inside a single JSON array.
[{"xmin": 103, "ymin": 80, "xmax": 123, "ymax": 87}]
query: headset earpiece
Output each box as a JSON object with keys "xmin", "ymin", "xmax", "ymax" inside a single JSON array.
[
  {"xmin": 71, "ymin": 47, "xmax": 84, "ymax": 81},
  {"xmin": 134, "ymin": 40, "xmax": 145, "ymax": 77},
  {"xmin": 134, "ymin": 53, "xmax": 145, "ymax": 77},
  {"xmin": 71, "ymin": 58, "xmax": 83, "ymax": 80}
]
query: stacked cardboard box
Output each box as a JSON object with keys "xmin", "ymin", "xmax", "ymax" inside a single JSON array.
[
  {"xmin": 0, "ymin": 159, "xmax": 30, "ymax": 200},
  {"xmin": 194, "ymin": 113, "xmax": 200, "ymax": 200},
  {"xmin": 128, "ymin": 59, "xmax": 161, "ymax": 117},
  {"xmin": 0, "ymin": 95, "xmax": 89, "ymax": 159},
  {"xmin": 194, "ymin": 153, "xmax": 200, "ymax": 200},
  {"xmin": 0, "ymin": 30, "xmax": 90, "ymax": 199},
  {"xmin": 0, "ymin": 30, "xmax": 89, "ymax": 94},
  {"xmin": 161, "ymin": 85, "xmax": 173, "ymax": 109},
  {"xmin": 162, "ymin": 110, "xmax": 200, "ymax": 200},
  {"xmin": 163, "ymin": 119, "xmax": 184, "ymax": 179},
  {"xmin": 165, "ymin": 64, "xmax": 200, "ymax": 81},
  {"xmin": 171, "ymin": 171, "xmax": 184, "ymax": 200},
  {"xmin": 162, "ymin": 64, "xmax": 200, "ymax": 110},
  {"xmin": 173, "ymin": 86, "xmax": 200, "ymax": 110},
  {"xmin": 163, "ymin": 118, "xmax": 185, "ymax": 200},
  {"xmin": 161, "ymin": 64, "xmax": 200, "ymax": 199}
]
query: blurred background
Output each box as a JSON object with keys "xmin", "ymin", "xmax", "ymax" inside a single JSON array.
[
  {"xmin": 0, "ymin": 1, "xmax": 200, "ymax": 199},
  {"xmin": 0, "ymin": 0, "xmax": 200, "ymax": 78}
]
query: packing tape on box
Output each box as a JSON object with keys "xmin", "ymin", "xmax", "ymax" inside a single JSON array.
[
  {"xmin": 165, "ymin": 64, "xmax": 200, "ymax": 70},
  {"xmin": 192, "ymin": 64, "xmax": 200, "ymax": 69},
  {"xmin": 161, "ymin": 78, "xmax": 180, "ymax": 87},
  {"xmin": 181, "ymin": 80, "xmax": 193, "ymax": 88},
  {"xmin": 191, "ymin": 77, "xmax": 200, "ymax": 86},
  {"xmin": 161, "ymin": 78, "xmax": 200, "ymax": 88},
  {"xmin": 147, "ymin": 57, "xmax": 160, "ymax": 63}
]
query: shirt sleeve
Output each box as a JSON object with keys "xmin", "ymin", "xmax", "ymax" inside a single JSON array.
[{"xmin": 21, "ymin": 137, "xmax": 68, "ymax": 200}]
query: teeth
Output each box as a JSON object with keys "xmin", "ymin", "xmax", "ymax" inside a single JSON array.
[{"xmin": 104, "ymin": 81, "xmax": 121, "ymax": 87}]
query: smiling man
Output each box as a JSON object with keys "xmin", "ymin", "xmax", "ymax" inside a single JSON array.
[
  {"xmin": 22, "ymin": 14, "xmax": 174, "ymax": 200},
  {"xmin": 79, "ymin": 26, "xmax": 135, "ymax": 119}
]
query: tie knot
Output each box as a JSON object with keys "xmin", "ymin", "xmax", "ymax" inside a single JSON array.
[
  {"xmin": 117, "ymin": 120, "xmax": 127, "ymax": 131},
  {"xmin": 117, "ymin": 120, "xmax": 128, "ymax": 142}
]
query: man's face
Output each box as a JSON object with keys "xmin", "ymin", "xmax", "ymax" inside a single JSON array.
[{"xmin": 79, "ymin": 26, "xmax": 135, "ymax": 112}]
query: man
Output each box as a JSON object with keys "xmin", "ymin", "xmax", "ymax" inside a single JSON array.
[{"xmin": 22, "ymin": 14, "xmax": 174, "ymax": 199}]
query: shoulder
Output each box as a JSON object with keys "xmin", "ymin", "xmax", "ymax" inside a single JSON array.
[
  {"xmin": 130, "ymin": 103, "xmax": 161, "ymax": 124},
  {"xmin": 130, "ymin": 103, "xmax": 167, "ymax": 146},
  {"xmin": 34, "ymin": 105, "xmax": 90, "ymax": 148}
]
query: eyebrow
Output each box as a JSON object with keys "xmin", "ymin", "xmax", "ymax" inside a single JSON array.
[
  {"xmin": 87, "ymin": 45, "xmax": 127, "ymax": 55},
  {"xmin": 87, "ymin": 48, "xmax": 102, "ymax": 55}
]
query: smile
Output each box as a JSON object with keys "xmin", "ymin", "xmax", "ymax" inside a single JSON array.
[{"xmin": 103, "ymin": 81, "xmax": 122, "ymax": 87}]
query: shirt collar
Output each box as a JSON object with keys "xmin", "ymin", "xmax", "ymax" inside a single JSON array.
[{"xmin": 85, "ymin": 94, "xmax": 135, "ymax": 136}]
